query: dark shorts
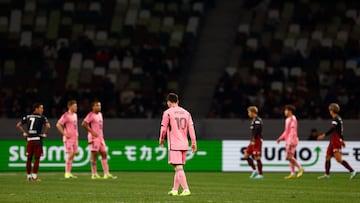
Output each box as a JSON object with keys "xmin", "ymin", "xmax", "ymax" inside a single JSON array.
[
  {"xmin": 245, "ymin": 139, "xmax": 262, "ymax": 156},
  {"xmin": 327, "ymin": 140, "xmax": 342, "ymax": 156},
  {"xmin": 26, "ymin": 141, "xmax": 43, "ymax": 158}
]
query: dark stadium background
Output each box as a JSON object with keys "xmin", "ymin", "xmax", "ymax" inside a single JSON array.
[{"xmin": 0, "ymin": 0, "xmax": 359, "ymax": 139}]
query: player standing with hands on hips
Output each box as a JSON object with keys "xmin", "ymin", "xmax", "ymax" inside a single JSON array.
[
  {"xmin": 16, "ymin": 103, "xmax": 51, "ymax": 181},
  {"xmin": 243, "ymin": 106, "xmax": 263, "ymax": 179},
  {"xmin": 82, "ymin": 101, "xmax": 117, "ymax": 179},
  {"xmin": 56, "ymin": 100, "xmax": 79, "ymax": 179},
  {"xmin": 317, "ymin": 103, "xmax": 357, "ymax": 179},
  {"xmin": 159, "ymin": 93, "xmax": 197, "ymax": 196},
  {"xmin": 276, "ymin": 105, "xmax": 304, "ymax": 179}
]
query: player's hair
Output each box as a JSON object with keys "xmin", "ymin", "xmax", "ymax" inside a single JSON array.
[
  {"xmin": 284, "ymin": 104, "xmax": 296, "ymax": 113},
  {"xmin": 91, "ymin": 100, "xmax": 100, "ymax": 108},
  {"xmin": 247, "ymin": 106, "xmax": 258, "ymax": 113},
  {"xmin": 329, "ymin": 103, "xmax": 340, "ymax": 113},
  {"xmin": 166, "ymin": 93, "xmax": 178, "ymax": 103},
  {"xmin": 67, "ymin": 100, "xmax": 77, "ymax": 107},
  {"xmin": 32, "ymin": 102, "xmax": 43, "ymax": 111}
]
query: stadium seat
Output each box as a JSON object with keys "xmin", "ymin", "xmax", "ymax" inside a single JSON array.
[
  {"xmin": 0, "ymin": 16, "xmax": 8, "ymax": 33},
  {"xmin": 83, "ymin": 59, "xmax": 95, "ymax": 70},
  {"xmin": 253, "ymin": 60, "xmax": 265, "ymax": 72},
  {"xmin": 9, "ymin": 10, "xmax": 22, "ymax": 33},
  {"xmin": 225, "ymin": 67, "xmax": 237, "ymax": 77},
  {"xmin": 271, "ymin": 81, "xmax": 283, "ymax": 93},
  {"xmin": 345, "ymin": 60, "xmax": 357, "ymax": 71},
  {"xmin": 3, "ymin": 60, "xmax": 16, "ymax": 76},
  {"xmin": 19, "ymin": 31, "xmax": 32, "ymax": 46},
  {"xmin": 24, "ymin": 0, "xmax": 36, "ymax": 12}
]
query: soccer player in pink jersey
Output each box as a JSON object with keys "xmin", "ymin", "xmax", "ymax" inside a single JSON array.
[
  {"xmin": 276, "ymin": 105, "xmax": 304, "ymax": 179},
  {"xmin": 56, "ymin": 100, "xmax": 79, "ymax": 179},
  {"xmin": 82, "ymin": 101, "xmax": 117, "ymax": 179},
  {"xmin": 159, "ymin": 93, "xmax": 197, "ymax": 196}
]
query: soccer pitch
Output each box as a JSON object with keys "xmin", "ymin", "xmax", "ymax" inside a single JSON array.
[{"xmin": 0, "ymin": 172, "xmax": 359, "ymax": 203}]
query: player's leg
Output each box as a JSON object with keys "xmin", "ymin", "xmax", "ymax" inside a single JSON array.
[
  {"xmin": 178, "ymin": 151, "xmax": 191, "ymax": 196},
  {"xmin": 168, "ymin": 164, "xmax": 180, "ymax": 196},
  {"xmin": 253, "ymin": 155, "xmax": 263, "ymax": 179},
  {"xmin": 89, "ymin": 142, "xmax": 101, "ymax": 179},
  {"xmin": 176, "ymin": 165, "xmax": 191, "ymax": 196},
  {"xmin": 31, "ymin": 142, "xmax": 42, "ymax": 182},
  {"xmin": 284, "ymin": 146, "xmax": 296, "ymax": 179},
  {"xmin": 26, "ymin": 142, "xmax": 33, "ymax": 181},
  {"xmin": 288, "ymin": 145, "xmax": 304, "ymax": 178},
  {"xmin": 100, "ymin": 143, "xmax": 117, "ymax": 179},
  {"xmin": 65, "ymin": 142, "xmax": 77, "ymax": 178},
  {"xmin": 90, "ymin": 151, "xmax": 100, "ymax": 179},
  {"xmin": 318, "ymin": 150, "xmax": 332, "ymax": 179},
  {"xmin": 244, "ymin": 147, "xmax": 257, "ymax": 178},
  {"xmin": 334, "ymin": 151, "xmax": 357, "ymax": 179},
  {"xmin": 168, "ymin": 150, "xmax": 180, "ymax": 196},
  {"xmin": 252, "ymin": 141, "xmax": 263, "ymax": 179}
]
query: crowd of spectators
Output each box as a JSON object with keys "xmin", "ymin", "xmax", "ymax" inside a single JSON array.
[
  {"xmin": 208, "ymin": 0, "xmax": 360, "ymax": 119},
  {"xmin": 0, "ymin": 0, "xmax": 209, "ymax": 119}
]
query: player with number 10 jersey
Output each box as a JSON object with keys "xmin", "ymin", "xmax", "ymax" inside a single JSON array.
[{"xmin": 159, "ymin": 93, "xmax": 197, "ymax": 196}]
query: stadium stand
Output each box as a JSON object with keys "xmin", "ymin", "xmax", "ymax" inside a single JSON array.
[
  {"xmin": 0, "ymin": 0, "xmax": 209, "ymax": 118},
  {"xmin": 209, "ymin": 0, "xmax": 360, "ymax": 119}
]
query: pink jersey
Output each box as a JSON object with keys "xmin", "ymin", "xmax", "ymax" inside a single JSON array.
[
  {"xmin": 57, "ymin": 112, "xmax": 78, "ymax": 142},
  {"xmin": 278, "ymin": 115, "xmax": 299, "ymax": 146},
  {"xmin": 83, "ymin": 112, "xmax": 104, "ymax": 143},
  {"xmin": 159, "ymin": 106, "xmax": 196, "ymax": 150}
]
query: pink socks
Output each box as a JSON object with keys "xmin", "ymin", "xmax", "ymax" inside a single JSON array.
[
  {"xmin": 177, "ymin": 169, "xmax": 189, "ymax": 190},
  {"xmin": 65, "ymin": 158, "xmax": 73, "ymax": 173},
  {"xmin": 101, "ymin": 159, "xmax": 109, "ymax": 174}
]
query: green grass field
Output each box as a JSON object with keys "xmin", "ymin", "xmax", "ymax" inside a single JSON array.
[{"xmin": 0, "ymin": 172, "xmax": 359, "ymax": 203}]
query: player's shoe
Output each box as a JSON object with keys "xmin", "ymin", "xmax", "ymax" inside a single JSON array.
[
  {"xmin": 91, "ymin": 174, "xmax": 102, "ymax": 179},
  {"xmin": 65, "ymin": 173, "xmax": 78, "ymax": 179},
  {"xmin": 104, "ymin": 173, "xmax": 118, "ymax": 179},
  {"xmin": 350, "ymin": 171, "xmax": 357, "ymax": 180},
  {"xmin": 317, "ymin": 174, "xmax": 330, "ymax": 179},
  {"xmin": 27, "ymin": 177, "xmax": 32, "ymax": 181},
  {"xmin": 253, "ymin": 174, "xmax": 264, "ymax": 179},
  {"xmin": 249, "ymin": 171, "xmax": 258, "ymax": 179},
  {"xmin": 179, "ymin": 190, "xmax": 191, "ymax": 196},
  {"xmin": 284, "ymin": 174, "xmax": 297, "ymax": 179},
  {"xmin": 32, "ymin": 178, "xmax": 41, "ymax": 182},
  {"xmin": 168, "ymin": 190, "xmax": 178, "ymax": 196},
  {"xmin": 296, "ymin": 167, "xmax": 304, "ymax": 178}
]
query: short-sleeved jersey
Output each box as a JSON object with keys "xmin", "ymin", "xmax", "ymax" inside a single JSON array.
[
  {"xmin": 159, "ymin": 106, "xmax": 196, "ymax": 151},
  {"xmin": 83, "ymin": 112, "xmax": 104, "ymax": 142},
  {"xmin": 21, "ymin": 114, "xmax": 48, "ymax": 137},
  {"xmin": 326, "ymin": 115, "xmax": 344, "ymax": 140},
  {"xmin": 250, "ymin": 116, "xmax": 263, "ymax": 140},
  {"xmin": 57, "ymin": 112, "xmax": 79, "ymax": 142}
]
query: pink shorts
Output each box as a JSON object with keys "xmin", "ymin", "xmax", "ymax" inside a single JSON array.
[
  {"xmin": 64, "ymin": 141, "xmax": 78, "ymax": 153},
  {"xmin": 89, "ymin": 141, "xmax": 107, "ymax": 152},
  {"xmin": 168, "ymin": 150, "xmax": 187, "ymax": 165},
  {"xmin": 286, "ymin": 144, "xmax": 297, "ymax": 155}
]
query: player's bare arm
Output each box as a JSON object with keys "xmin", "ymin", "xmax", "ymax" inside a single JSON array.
[
  {"xmin": 191, "ymin": 143, "xmax": 197, "ymax": 153},
  {"xmin": 56, "ymin": 122, "xmax": 69, "ymax": 138},
  {"xmin": 16, "ymin": 121, "xmax": 28, "ymax": 137},
  {"xmin": 82, "ymin": 121, "xmax": 98, "ymax": 137},
  {"xmin": 41, "ymin": 122, "xmax": 51, "ymax": 138}
]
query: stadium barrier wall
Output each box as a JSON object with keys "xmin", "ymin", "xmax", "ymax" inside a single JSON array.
[
  {"xmin": 1, "ymin": 119, "xmax": 360, "ymax": 140},
  {"xmin": 2, "ymin": 140, "xmax": 359, "ymax": 172}
]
